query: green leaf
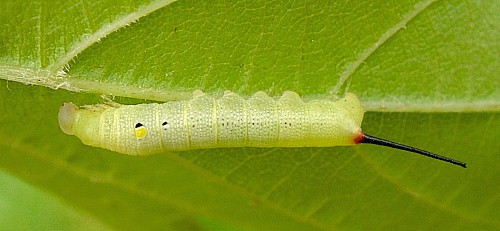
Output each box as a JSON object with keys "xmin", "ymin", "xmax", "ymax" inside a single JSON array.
[
  {"xmin": 0, "ymin": 0, "xmax": 498, "ymax": 230},
  {"xmin": 0, "ymin": 171, "xmax": 109, "ymax": 230}
]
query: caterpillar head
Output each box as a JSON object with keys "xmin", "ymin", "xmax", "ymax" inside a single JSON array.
[
  {"xmin": 58, "ymin": 102, "xmax": 106, "ymax": 148},
  {"xmin": 58, "ymin": 103, "xmax": 79, "ymax": 135}
]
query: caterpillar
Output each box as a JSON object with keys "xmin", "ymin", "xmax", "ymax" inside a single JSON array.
[{"xmin": 58, "ymin": 91, "xmax": 466, "ymax": 168}]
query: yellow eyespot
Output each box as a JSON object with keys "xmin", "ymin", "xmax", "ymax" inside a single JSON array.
[{"xmin": 134, "ymin": 123, "xmax": 148, "ymax": 139}]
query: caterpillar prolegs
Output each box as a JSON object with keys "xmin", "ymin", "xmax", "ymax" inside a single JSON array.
[{"xmin": 58, "ymin": 91, "xmax": 466, "ymax": 168}]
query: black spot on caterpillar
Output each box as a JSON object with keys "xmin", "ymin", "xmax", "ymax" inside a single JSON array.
[{"xmin": 58, "ymin": 91, "xmax": 466, "ymax": 168}]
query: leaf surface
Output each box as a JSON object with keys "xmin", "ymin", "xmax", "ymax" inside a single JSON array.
[{"xmin": 0, "ymin": 0, "xmax": 498, "ymax": 230}]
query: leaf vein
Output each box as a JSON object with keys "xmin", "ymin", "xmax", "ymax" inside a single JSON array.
[{"xmin": 329, "ymin": 0, "xmax": 439, "ymax": 95}]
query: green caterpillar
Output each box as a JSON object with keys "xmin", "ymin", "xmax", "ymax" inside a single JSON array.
[{"xmin": 58, "ymin": 91, "xmax": 466, "ymax": 168}]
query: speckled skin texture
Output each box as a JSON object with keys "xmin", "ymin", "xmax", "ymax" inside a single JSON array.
[{"xmin": 59, "ymin": 91, "xmax": 364, "ymax": 155}]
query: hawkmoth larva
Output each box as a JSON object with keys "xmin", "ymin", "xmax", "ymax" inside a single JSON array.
[{"xmin": 58, "ymin": 91, "xmax": 466, "ymax": 168}]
